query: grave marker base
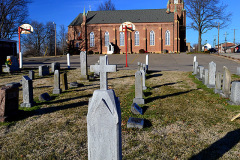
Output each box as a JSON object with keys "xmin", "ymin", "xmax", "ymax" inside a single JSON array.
[
  {"xmin": 133, "ymin": 98, "xmax": 145, "ymax": 105},
  {"xmin": 53, "ymin": 89, "xmax": 61, "ymax": 94},
  {"xmin": 127, "ymin": 117, "xmax": 144, "ymax": 129}
]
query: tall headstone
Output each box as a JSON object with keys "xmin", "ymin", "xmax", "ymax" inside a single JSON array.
[
  {"xmin": 0, "ymin": 86, "xmax": 19, "ymax": 122},
  {"xmin": 39, "ymin": 65, "xmax": 49, "ymax": 77},
  {"xmin": 61, "ymin": 72, "xmax": 68, "ymax": 91},
  {"xmin": 53, "ymin": 70, "xmax": 61, "ymax": 94},
  {"xmin": 29, "ymin": 70, "xmax": 35, "ymax": 80},
  {"xmin": 230, "ymin": 82, "xmax": 240, "ymax": 105},
  {"xmin": 67, "ymin": 53, "xmax": 70, "ymax": 69},
  {"xmin": 51, "ymin": 62, "xmax": 60, "ymax": 73},
  {"xmin": 215, "ymin": 72, "xmax": 222, "ymax": 94},
  {"xmin": 80, "ymin": 51, "xmax": 89, "ymax": 80},
  {"xmin": 90, "ymin": 56, "xmax": 117, "ymax": 90},
  {"xmin": 87, "ymin": 56, "xmax": 121, "ymax": 160},
  {"xmin": 146, "ymin": 54, "xmax": 149, "ymax": 72},
  {"xmin": 133, "ymin": 71, "xmax": 145, "ymax": 104},
  {"xmin": 140, "ymin": 63, "xmax": 147, "ymax": 90},
  {"xmin": 207, "ymin": 61, "xmax": 216, "ymax": 88},
  {"xmin": 193, "ymin": 61, "xmax": 198, "ymax": 75},
  {"xmin": 196, "ymin": 66, "xmax": 204, "ymax": 80},
  {"xmin": 21, "ymin": 76, "xmax": 34, "ymax": 107},
  {"xmin": 221, "ymin": 66, "xmax": 231, "ymax": 98},
  {"xmin": 237, "ymin": 67, "xmax": 240, "ymax": 75},
  {"xmin": 202, "ymin": 69, "xmax": 209, "ymax": 85}
]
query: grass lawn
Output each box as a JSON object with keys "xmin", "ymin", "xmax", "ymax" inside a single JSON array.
[{"xmin": 0, "ymin": 68, "xmax": 240, "ymax": 159}]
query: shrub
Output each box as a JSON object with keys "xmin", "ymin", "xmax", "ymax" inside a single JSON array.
[
  {"xmin": 139, "ymin": 49, "xmax": 145, "ymax": 53},
  {"xmin": 88, "ymin": 50, "xmax": 94, "ymax": 54}
]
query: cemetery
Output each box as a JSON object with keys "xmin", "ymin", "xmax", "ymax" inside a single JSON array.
[{"xmin": 0, "ymin": 53, "xmax": 240, "ymax": 159}]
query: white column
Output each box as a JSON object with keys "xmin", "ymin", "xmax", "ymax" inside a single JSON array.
[
  {"xmin": 146, "ymin": 54, "xmax": 149, "ymax": 71},
  {"xmin": 19, "ymin": 52, "xmax": 23, "ymax": 68},
  {"xmin": 67, "ymin": 53, "xmax": 70, "ymax": 68}
]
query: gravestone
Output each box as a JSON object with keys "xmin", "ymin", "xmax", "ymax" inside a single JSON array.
[
  {"xmin": 107, "ymin": 43, "xmax": 114, "ymax": 54},
  {"xmin": 53, "ymin": 70, "xmax": 61, "ymax": 94},
  {"xmin": 202, "ymin": 69, "xmax": 209, "ymax": 85},
  {"xmin": 207, "ymin": 61, "xmax": 216, "ymax": 88},
  {"xmin": 133, "ymin": 71, "xmax": 145, "ymax": 104},
  {"xmin": 39, "ymin": 65, "xmax": 49, "ymax": 77},
  {"xmin": 0, "ymin": 86, "xmax": 19, "ymax": 122},
  {"xmin": 230, "ymin": 82, "xmax": 240, "ymax": 105},
  {"xmin": 131, "ymin": 103, "xmax": 143, "ymax": 115},
  {"xmin": 237, "ymin": 67, "xmax": 240, "ymax": 75},
  {"xmin": 140, "ymin": 63, "xmax": 147, "ymax": 90},
  {"xmin": 70, "ymin": 82, "xmax": 83, "ymax": 88},
  {"xmin": 21, "ymin": 76, "xmax": 34, "ymax": 107},
  {"xmin": 39, "ymin": 93, "xmax": 51, "ymax": 101},
  {"xmin": 146, "ymin": 54, "xmax": 149, "ymax": 72},
  {"xmin": 5, "ymin": 82, "xmax": 21, "ymax": 88},
  {"xmin": 87, "ymin": 56, "xmax": 121, "ymax": 160},
  {"xmin": 215, "ymin": 72, "xmax": 222, "ymax": 94},
  {"xmin": 29, "ymin": 70, "xmax": 35, "ymax": 80},
  {"xmin": 80, "ymin": 51, "xmax": 89, "ymax": 80},
  {"xmin": 127, "ymin": 117, "xmax": 144, "ymax": 129},
  {"xmin": 67, "ymin": 53, "xmax": 70, "ymax": 69},
  {"xmin": 3, "ymin": 56, "xmax": 20, "ymax": 73},
  {"xmin": 90, "ymin": 56, "xmax": 117, "ymax": 90},
  {"xmin": 196, "ymin": 66, "xmax": 204, "ymax": 80},
  {"xmin": 193, "ymin": 61, "xmax": 198, "ymax": 75},
  {"xmin": 61, "ymin": 72, "xmax": 68, "ymax": 91},
  {"xmin": 51, "ymin": 62, "xmax": 60, "ymax": 73},
  {"xmin": 221, "ymin": 66, "xmax": 231, "ymax": 98}
]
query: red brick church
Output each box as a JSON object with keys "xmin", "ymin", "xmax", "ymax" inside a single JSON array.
[{"xmin": 68, "ymin": 0, "xmax": 186, "ymax": 54}]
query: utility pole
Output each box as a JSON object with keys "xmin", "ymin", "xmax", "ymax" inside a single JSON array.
[
  {"xmin": 53, "ymin": 22, "xmax": 57, "ymax": 56},
  {"xmin": 224, "ymin": 32, "xmax": 229, "ymax": 53},
  {"xmin": 232, "ymin": 29, "xmax": 237, "ymax": 45},
  {"xmin": 213, "ymin": 36, "xmax": 217, "ymax": 48},
  {"xmin": 218, "ymin": 22, "xmax": 220, "ymax": 55}
]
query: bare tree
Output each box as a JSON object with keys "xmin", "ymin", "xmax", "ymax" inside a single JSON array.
[
  {"xmin": 185, "ymin": 0, "xmax": 231, "ymax": 52},
  {"xmin": 59, "ymin": 24, "xmax": 67, "ymax": 55},
  {"xmin": 97, "ymin": 0, "xmax": 116, "ymax": 11},
  {"xmin": 0, "ymin": 0, "xmax": 31, "ymax": 39}
]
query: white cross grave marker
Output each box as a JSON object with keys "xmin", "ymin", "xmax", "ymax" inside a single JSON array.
[{"xmin": 90, "ymin": 56, "xmax": 117, "ymax": 90}]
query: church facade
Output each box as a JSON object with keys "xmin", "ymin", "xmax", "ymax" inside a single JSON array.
[{"xmin": 68, "ymin": 0, "xmax": 186, "ymax": 54}]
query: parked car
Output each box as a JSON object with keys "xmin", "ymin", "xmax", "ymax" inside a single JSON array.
[
  {"xmin": 208, "ymin": 48, "xmax": 217, "ymax": 53},
  {"xmin": 236, "ymin": 46, "xmax": 240, "ymax": 53}
]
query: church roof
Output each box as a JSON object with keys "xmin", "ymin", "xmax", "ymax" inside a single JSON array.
[{"xmin": 69, "ymin": 9, "xmax": 174, "ymax": 26}]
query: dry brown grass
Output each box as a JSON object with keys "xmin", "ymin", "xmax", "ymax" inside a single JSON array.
[{"xmin": 0, "ymin": 68, "xmax": 240, "ymax": 159}]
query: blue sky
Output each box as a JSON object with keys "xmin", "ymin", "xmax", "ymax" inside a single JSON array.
[{"xmin": 28, "ymin": 0, "xmax": 239, "ymax": 47}]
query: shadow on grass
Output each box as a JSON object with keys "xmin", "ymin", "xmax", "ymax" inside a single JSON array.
[
  {"xmin": 189, "ymin": 129, "xmax": 240, "ymax": 160},
  {"xmin": 142, "ymin": 106, "xmax": 149, "ymax": 114},
  {"xmin": 144, "ymin": 119, "xmax": 152, "ymax": 128},
  {"xmin": 147, "ymin": 72, "xmax": 163, "ymax": 79},
  {"xmin": 108, "ymin": 75, "xmax": 134, "ymax": 80},
  {"xmin": 145, "ymin": 89, "xmax": 194, "ymax": 104},
  {"xmin": 151, "ymin": 81, "xmax": 182, "ymax": 89},
  {"xmin": 34, "ymin": 86, "xmax": 52, "ymax": 89}
]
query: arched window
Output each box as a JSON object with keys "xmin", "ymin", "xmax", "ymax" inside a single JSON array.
[
  {"xmin": 135, "ymin": 31, "xmax": 139, "ymax": 46},
  {"xmin": 165, "ymin": 30, "xmax": 170, "ymax": 45},
  {"xmin": 90, "ymin": 32, "xmax": 95, "ymax": 47},
  {"xmin": 174, "ymin": 0, "xmax": 178, "ymax": 4},
  {"xmin": 120, "ymin": 32, "xmax": 124, "ymax": 46},
  {"xmin": 105, "ymin": 32, "xmax": 109, "ymax": 46},
  {"xmin": 150, "ymin": 30, "xmax": 155, "ymax": 46}
]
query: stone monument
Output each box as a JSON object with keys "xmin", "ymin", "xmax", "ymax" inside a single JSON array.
[
  {"xmin": 3, "ymin": 56, "xmax": 19, "ymax": 73},
  {"xmin": 61, "ymin": 72, "xmax": 68, "ymax": 91},
  {"xmin": 215, "ymin": 72, "xmax": 222, "ymax": 94},
  {"xmin": 221, "ymin": 66, "xmax": 231, "ymax": 98},
  {"xmin": 51, "ymin": 62, "xmax": 60, "ymax": 73},
  {"xmin": 21, "ymin": 76, "xmax": 34, "ymax": 107},
  {"xmin": 133, "ymin": 70, "xmax": 145, "ymax": 104},
  {"xmin": 230, "ymin": 82, "xmax": 240, "ymax": 105},
  {"xmin": 88, "ymin": 56, "xmax": 121, "ymax": 160},
  {"xmin": 80, "ymin": 51, "xmax": 89, "ymax": 80},
  {"xmin": 202, "ymin": 69, "xmax": 209, "ymax": 85},
  {"xmin": 207, "ymin": 61, "xmax": 216, "ymax": 88},
  {"xmin": 53, "ymin": 70, "xmax": 61, "ymax": 94}
]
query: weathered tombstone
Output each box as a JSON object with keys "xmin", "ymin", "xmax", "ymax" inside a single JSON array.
[
  {"xmin": 237, "ymin": 67, "xmax": 240, "ymax": 75},
  {"xmin": 146, "ymin": 54, "xmax": 149, "ymax": 72},
  {"xmin": 230, "ymin": 82, "xmax": 240, "ymax": 105},
  {"xmin": 207, "ymin": 61, "xmax": 216, "ymax": 88},
  {"xmin": 127, "ymin": 117, "xmax": 144, "ymax": 129},
  {"xmin": 80, "ymin": 51, "xmax": 89, "ymax": 80},
  {"xmin": 3, "ymin": 56, "xmax": 20, "ymax": 73},
  {"xmin": 29, "ymin": 70, "xmax": 35, "ymax": 80},
  {"xmin": 133, "ymin": 71, "xmax": 145, "ymax": 104},
  {"xmin": 90, "ymin": 56, "xmax": 117, "ymax": 90},
  {"xmin": 39, "ymin": 93, "xmax": 51, "ymax": 101},
  {"xmin": 53, "ymin": 70, "xmax": 61, "ymax": 94},
  {"xmin": 107, "ymin": 42, "xmax": 114, "ymax": 54},
  {"xmin": 21, "ymin": 76, "xmax": 34, "ymax": 107},
  {"xmin": 193, "ymin": 61, "xmax": 198, "ymax": 75},
  {"xmin": 202, "ymin": 69, "xmax": 209, "ymax": 85},
  {"xmin": 61, "ymin": 72, "xmax": 68, "ymax": 91},
  {"xmin": 67, "ymin": 53, "xmax": 70, "ymax": 69},
  {"xmin": 5, "ymin": 82, "xmax": 21, "ymax": 88},
  {"xmin": 131, "ymin": 103, "xmax": 143, "ymax": 115},
  {"xmin": 70, "ymin": 82, "xmax": 82, "ymax": 88},
  {"xmin": 215, "ymin": 72, "xmax": 223, "ymax": 94},
  {"xmin": 51, "ymin": 62, "xmax": 60, "ymax": 73},
  {"xmin": 140, "ymin": 63, "xmax": 147, "ymax": 90},
  {"xmin": 221, "ymin": 66, "xmax": 231, "ymax": 98},
  {"xmin": 87, "ymin": 56, "xmax": 121, "ymax": 160},
  {"xmin": 0, "ymin": 86, "xmax": 19, "ymax": 122},
  {"xmin": 39, "ymin": 65, "xmax": 49, "ymax": 77},
  {"xmin": 137, "ymin": 62, "xmax": 141, "ymax": 71},
  {"xmin": 196, "ymin": 66, "xmax": 204, "ymax": 80}
]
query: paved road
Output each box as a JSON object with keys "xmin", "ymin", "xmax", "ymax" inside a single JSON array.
[{"xmin": 22, "ymin": 53, "xmax": 240, "ymax": 74}]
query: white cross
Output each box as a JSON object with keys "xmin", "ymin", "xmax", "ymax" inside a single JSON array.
[{"xmin": 90, "ymin": 56, "xmax": 117, "ymax": 90}]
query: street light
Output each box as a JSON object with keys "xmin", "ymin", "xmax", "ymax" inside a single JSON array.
[{"xmin": 53, "ymin": 22, "xmax": 56, "ymax": 56}]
